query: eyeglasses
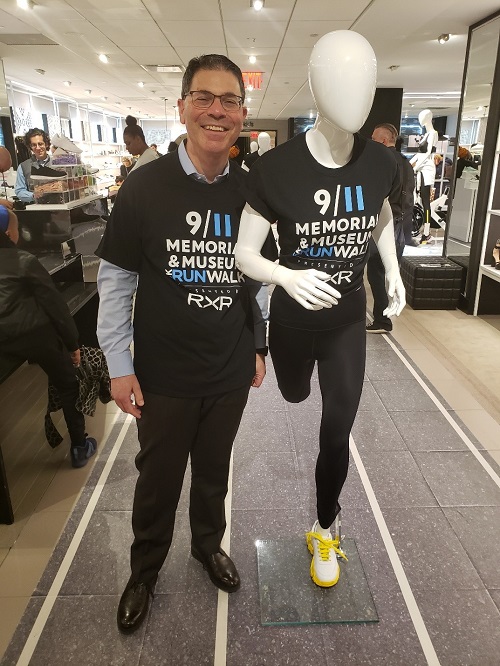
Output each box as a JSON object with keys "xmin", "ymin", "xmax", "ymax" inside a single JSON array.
[
  {"xmin": 30, "ymin": 142, "xmax": 46, "ymax": 148},
  {"xmin": 184, "ymin": 90, "xmax": 243, "ymax": 112}
]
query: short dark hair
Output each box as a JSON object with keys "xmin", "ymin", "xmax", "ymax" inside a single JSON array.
[
  {"xmin": 24, "ymin": 128, "xmax": 50, "ymax": 150},
  {"xmin": 374, "ymin": 123, "xmax": 398, "ymax": 143},
  {"xmin": 123, "ymin": 115, "xmax": 146, "ymax": 142},
  {"xmin": 181, "ymin": 54, "xmax": 245, "ymax": 101}
]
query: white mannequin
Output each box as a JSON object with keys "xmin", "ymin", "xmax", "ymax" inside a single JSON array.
[
  {"xmin": 242, "ymin": 132, "xmax": 272, "ymax": 171},
  {"xmin": 257, "ymin": 131, "xmax": 271, "ymax": 155},
  {"xmin": 250, "ymin": 140, "xmax": 258, "ymax": 153},
  {"xmin": 235, "ymin": 30, "xmax": 405, "ymax": 589},
  {"xmin": 235, "ymin": 31, "xmax": 404, "ymax": 314},
  {"xmin": 410, "ymin": 109, "xmax": 438, "ymax": 243}
]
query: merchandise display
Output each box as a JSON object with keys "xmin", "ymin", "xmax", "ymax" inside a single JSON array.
[{"xmin": 31, "ymin": 164, "xmax": 98, "ymax": 204}]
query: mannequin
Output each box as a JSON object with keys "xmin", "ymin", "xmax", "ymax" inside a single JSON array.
[
  {"xmin": 410, "ymin": 109, "xmax": 438, "ymax": 244},
  {"xmin": 250, "ymin": 140, "xmax": 258, "ymax": 153},
  {"xmin": 235, "ymin": 30, "xmax": 405, "ymax": 588},
  {"xmin": 242, "ymin": 132, "xmax": 272, "ymax": 171}
]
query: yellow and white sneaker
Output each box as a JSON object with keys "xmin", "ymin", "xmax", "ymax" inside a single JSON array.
[{"xmin": 306, "ymin": 519, "xmax": 347, "ymax": 588}]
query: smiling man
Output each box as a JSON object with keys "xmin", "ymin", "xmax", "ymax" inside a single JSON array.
[
  {"xmin": 96, "ymin": 54, "xmax": 268, "ymax": 635},
  {"xmin": 14, "ymin": 127, "xmax": 52, "ymax": 202}
]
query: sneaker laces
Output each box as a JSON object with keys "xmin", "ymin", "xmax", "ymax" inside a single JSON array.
[{"xmin": 306, "ymin": 531, "xmax": 348, "ymax": 562}]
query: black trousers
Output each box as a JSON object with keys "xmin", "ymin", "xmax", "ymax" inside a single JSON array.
[
  {"xmin": 269, "ymin": 319, "xmax": 366, "ymax": 529},
  {"xmin": 131, "ymin": 385, "xmax": 250, "ymax": 585},
  {"xmin": 1, "ymin": 324, "xmax": 84, "ymax": 446}
]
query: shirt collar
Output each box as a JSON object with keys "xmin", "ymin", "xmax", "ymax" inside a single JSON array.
[{"xmin": 177, "ymin": 139, "xmax": 229, "ymax": 184}]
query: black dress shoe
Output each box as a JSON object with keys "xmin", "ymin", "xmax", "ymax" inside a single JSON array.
[
  {"xmin": 191, "ymin": 547, "xmax": 241, "ymax": 593},
  {"xmin": 117, "ymin": 580, "xmax": 153, "ymax": 634}
]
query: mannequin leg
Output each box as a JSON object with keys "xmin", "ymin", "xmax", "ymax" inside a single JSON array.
[
  {"xmin": 419, "ymin": 184, "xmax": 432, "ymax": 243},
  {"xmin": 270, "ymin": 317, "xmax": 366, "ymax": 586}
]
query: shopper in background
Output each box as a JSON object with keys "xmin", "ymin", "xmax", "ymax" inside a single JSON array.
[
  {"xmin": 120, "ymin": 156, "xmax": 134, "ymax": 179},
  {"xmin": 97, "ymin": 53, "xmax": 266, "ymax": 635},
  {"xmin": 14, "ymin": 127, "xmax": 52, "ymax": 203},
  {"xmin": 123, "ymin": 116, "xmax": 159, "ymax": 172},
  {"xmin": 0, "ymin": 209, "xmax": 97, "ymax": 468},
  {"xmin": 167, "ymin": 141, "xmax": 178, "ymax": 153},
  {"xmin": 366, "ymin": 122, "xmax": 414, "ymax": 333},
  {"xmin": 150, "ymin": 143, "xmax": 162, "ymax": 156}
]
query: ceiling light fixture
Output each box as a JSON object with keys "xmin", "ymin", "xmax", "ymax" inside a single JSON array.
[
  {"xmin": 438, "ymin": 33, "xmax": 450, "ymax": 44},
  {"xmin": 98, "ymin": 53, "xmax": 108, "ymax": 63},
  {"xmin": 251, "ymin": 0, "xmax": 264, "ymax": 11},
  {"xmin": 249, "ymin": 55, "xmax": 257, "ymax": 64},
  {"xmin": 138, "ymin": 81, "xmax": 144, "ymax": 87},
  {"xmin": 85, "ymin": 89, "xmax": 91, "ymax": 95},
  {"xmin": 35, "ymin": 68, "xmax": 45, "ymax": 75},
  {"xmin": 63, "ymin": 80, "xmax": 71, "ymax": 86},
  {"xmin": 388, "ymin": 65, "xmax": 399, "ymax": 71},
  {"xmin": 246, "ymin": 84, "xmax": 254, "ymax": 92},
  {"xmin": 101, "ymin": 96, "xmax": 107, "ymax": 101}
]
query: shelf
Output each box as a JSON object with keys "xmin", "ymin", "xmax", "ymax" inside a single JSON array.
[
  {"xmin": 22, "ymin": 193, "xmax": 102, "ymax": 212},
  {"xmin": 479, "ymin": 264, "xmax": 500, "ymax": 283}
]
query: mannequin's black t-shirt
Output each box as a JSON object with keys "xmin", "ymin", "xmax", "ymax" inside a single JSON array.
[
  {"xmin": 245, "ymin": 132, "xmax": 399, "ymax": 330},
  {"xmin": 97, "ymin": 153, "xmax": 254, "ymax": 397}
]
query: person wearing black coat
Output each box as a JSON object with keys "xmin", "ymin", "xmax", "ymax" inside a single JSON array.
[{"xmin": 0, "ymin": 207, "xmax": 97, "ymax": 468}]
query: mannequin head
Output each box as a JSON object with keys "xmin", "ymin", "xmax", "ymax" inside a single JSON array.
[
  {"xmin": 418, "ymin": 109, "xmax": 433, "ymax": 128},
  {"xmin": 250, "ymin": 140, "xmax": 258, "ymax": 153},
  {"xmin": 308, "ymin": 31, "xmax": 377, "ymax": 133},
  {"xmin": 257, "ymin": 132, "xmax": 271, "ymax": 154}
]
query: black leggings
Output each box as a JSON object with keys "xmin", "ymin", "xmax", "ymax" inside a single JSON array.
[{"xmin": 269, "ymin": 319, "xmax": 366, "ymax": 528}]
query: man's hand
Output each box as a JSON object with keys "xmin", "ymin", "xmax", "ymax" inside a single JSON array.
[
  {"xmin": 252, "ymin": 353, "xmax": 266, "ymax": 388},
  {"xmin": 111, "ymin": 374, "xmax": 144, "ymax": 418},
  {"xmin": 70, "ymin": 349, "xmax": 81, "ymax": 367},
  {"xmin": 0, "ymin": 199, "xmax": 13, "ymax": 210}
]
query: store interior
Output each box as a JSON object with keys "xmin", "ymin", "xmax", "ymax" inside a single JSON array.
[{"xmin": 1, "ymin": 1, "xmax": 500, "ymax": 664}]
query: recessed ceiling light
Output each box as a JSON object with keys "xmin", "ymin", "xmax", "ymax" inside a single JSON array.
[
  {"xmin": 246, "ymin": 84, "xmax": 254, "ymax": 92},
  {"xmin": 98, "ymin": 53, "xmax": 108, "ymax": 63},
  {"xmin": 247, "ymin": 97, "xmax": 252, "ymax": 102},
  {"xmin": 138, "ymin": 81, "xmax": 144, "ymax": 87},
  {"xmin": 35, "ymin": 68, "xmax": 45, "ymax": 75},
  {"xmin": 85, "ymin": 89, "xmax": 91, "ymax": 95},
  {"xmin": 63, "ymin": 80, "xmax": 71, "ymax": 86},
  {"xmin": 17, "ymin": 0, "xmax": 34, "ymax": 9},
  {"xmin": 437, "ymin": 33, "xmax": 450, "ymax": 44},
  {"xmin": 251, "ymin": 0, "xmax": 264, "ymax": 10},
  {"xmin": 101, "ymin": 96, "xmax": 107, "ymax": 101},
  {"xmin": 249, "ymin": 55, "xmax": 257, "ymax": 64}
]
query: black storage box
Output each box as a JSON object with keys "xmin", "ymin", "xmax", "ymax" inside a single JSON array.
[{"xmin": 400, "ymin": 256, "xmax": 464, "ymax": 310}]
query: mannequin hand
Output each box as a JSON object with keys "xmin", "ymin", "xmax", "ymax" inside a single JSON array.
[
  {"xmin": 383, "ymin": 268, "xmax": 406, "ymax": 317},
  {"xmin": 273, "ymin": 265, "xmax": 341, "ymax": 310}
]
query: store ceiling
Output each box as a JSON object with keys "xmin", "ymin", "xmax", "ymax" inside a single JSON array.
[{"xmin": 0, "ymin": 0, "xmax": 498, "ymax": 123}]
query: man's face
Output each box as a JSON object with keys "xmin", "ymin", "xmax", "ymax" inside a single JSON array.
[
  {"xmin": 178, "ymin": 68, "xmax": 247, "ymax": 162},
  {"xmin": 30, "ymin": 134, "xmax": 48, "ymax": 161}
]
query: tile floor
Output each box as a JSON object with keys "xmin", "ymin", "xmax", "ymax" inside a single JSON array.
[{"xmin": 0, "ymin": 296, "xmax": 499, "ymax": 665}]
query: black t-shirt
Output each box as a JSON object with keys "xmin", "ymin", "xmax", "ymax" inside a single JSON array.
[
  {"xmin": 97, "ymin": 153, "xmax": 255, "ymax": 397},
  {"xmin": 245, "ymin": 132, "xmax": 399, "ymax": 330}
]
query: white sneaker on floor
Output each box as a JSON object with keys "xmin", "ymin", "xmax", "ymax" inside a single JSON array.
[{"xmin": 305, "ymin": 519, "xmax": 347, "ymax": 588}]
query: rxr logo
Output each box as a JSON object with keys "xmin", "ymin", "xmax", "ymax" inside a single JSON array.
[{"xmin": 188, "ymin": 293, "xmax": 233, "ymax": 310}]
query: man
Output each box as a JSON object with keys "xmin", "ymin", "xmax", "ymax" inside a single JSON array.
[
  {"xmin": 96, "ymin": 54, "xmax": 266, "ymax": 635},
  {"xmin": 0, "ymin": 205, "xmax": 97, "ymax": 468},
  {"xmin": 15, "ymin": 128, "xmax": 53, "ymax": 203},
  {"xmin": 366, "ymin": 123, "xmax": 414, "ymax": 333}
]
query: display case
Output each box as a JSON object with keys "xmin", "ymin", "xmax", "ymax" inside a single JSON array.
[{"xmin": 31, "ymin": 156, "xmax": 98, "ymax": 205}]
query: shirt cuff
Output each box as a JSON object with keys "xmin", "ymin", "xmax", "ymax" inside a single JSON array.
[{"xmin": 105, "ymin": 350, "xmax": 135, "ymax": 378}]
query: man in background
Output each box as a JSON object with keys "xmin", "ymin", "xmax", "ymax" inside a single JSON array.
[{"xmin": 366, "ymin": 123, "xmax": 414, "ymax": 333}]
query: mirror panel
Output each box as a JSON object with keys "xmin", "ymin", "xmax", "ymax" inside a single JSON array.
[{"xmin": 445, "ymin": 15, "xmax": 500, "ymax": 268}]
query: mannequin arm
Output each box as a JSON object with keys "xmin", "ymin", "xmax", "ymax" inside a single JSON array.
[
  {"xmin": 235, "ymin": 204, "xmax": 341, "ymax": 310},
  {"xmin": 371, "ymin": 200, "xmax": 406, "ymax": 316}
]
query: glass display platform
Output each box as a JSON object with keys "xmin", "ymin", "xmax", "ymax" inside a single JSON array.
[{"xmin": 256, "ymin": 538, "xmax": 378, "ymax": 626}]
